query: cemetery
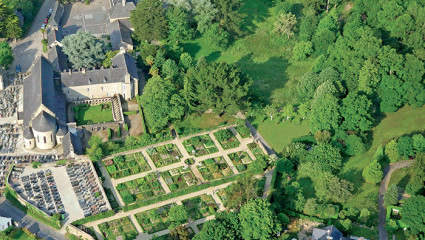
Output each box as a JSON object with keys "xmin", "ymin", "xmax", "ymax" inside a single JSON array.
[
  {"xmin": 104, "ymin": 152, "xmax": 151, "ymax": 179},
  {"xmin": 0, "ymin": 123, "xmax": 19, "ymax": 153},
  {"xmin": 182, "ymin": 134, "xmax": 218, "ymax": 157},
  {"xmin": 0, "ymin": 86, "xmax": 20, "ymax": 118},
  {"xmin": 146, "ymin": 144, "xmax": 183, "ymax": 168}
]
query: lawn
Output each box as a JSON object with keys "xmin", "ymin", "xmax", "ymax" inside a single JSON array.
[
  {"xmin": 182, "ymin": 194, "xmax": 218, "ymax": 220},
  {"xmin": 197, "ymin": 157, "xmax": 233, "ymax": 181},
  {"xmin": 183, "ymin": 134, "xmax": 218, "ymax": 157},
  {"xmin": 340, "ymin": 105, "xmax": 425, "ymax": 220},
  {"xmin": 174, "ymin": 113, "xmax": 236, "ymax": 136},
  {"xmin": 160, "ymin": 166, "xmax": 198, "ymax": 191},
  {"xmin": 147, "ymin": 144, "xmax": 183, "ymax": 168},
  {"xmin": 8, "ymin": 229, "xmax": 33, "ymax": 240},
  {"xmin": 98, "ymin": 217, "xmax": 138, "ymax": 240},
  {"xmin": 389, "ymin": 168, "xmax": 411, "ymax": 193},
  {"xmin": 73, "ymin": 103, "xmax": 114, "ymax": 125},
  {"xmin": 104, "ymin": 152, "xmax": 151, "ymax": 179},
  {"xmin": 135, "ymin": 204, "xmax": 174, "ymax": 234},
  {"xmin": 249, "ymin": 118, "xmax": 311, "ymax": 154}
]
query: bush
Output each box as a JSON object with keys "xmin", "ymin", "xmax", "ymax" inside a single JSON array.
[
  {"xmin": 292, "ymin": 41, "xmax": 313, "ymax": 61},
  {"xmin": 42, "ymin": 39, "xmax": 48, "ymax": 53},
  {"xmin": 117, "ymin": 126, "xmax": 121, "ymax": 138},
  {"xmin": 236, "ymin": 125, "xmax": 251, "ymax": 138},
  {"xmin": 108, "ymin": 128, "xmax": 112, "ymax": 139},
  {"xmin": 72, "ymin": 210, "xmax": 115, "ymax": 226}
]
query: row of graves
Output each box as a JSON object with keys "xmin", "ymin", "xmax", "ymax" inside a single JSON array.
[
  {"xmin": 66, "ymin": 163, "xmax": 109, "ymax": 217},
  {"xmin": 18, "ymin": 170, "xmax": 65, "ymax": 215},
  {"xmin": 0, "ymin": 124, "xmax": 19, "ymax": 153},
  {"xmin": 0, "ymin": 86, "xmax": 20, "ymax": 118}
]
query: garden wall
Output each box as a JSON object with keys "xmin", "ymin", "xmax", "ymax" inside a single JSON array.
[
  {"xmin": 82, "ymin": 122, "xmax": 119, "ymax": 132},
  {"xmin": 67, "ymin": 225, "xmax": 95, "ymax": 240}
]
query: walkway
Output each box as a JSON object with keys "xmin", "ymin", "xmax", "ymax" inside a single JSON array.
[{"xmin": 378, "ymin": 160, "xmax": 413, "ymax": 240}]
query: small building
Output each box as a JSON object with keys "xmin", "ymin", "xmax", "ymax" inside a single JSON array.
[
  {"xmin": 312, "ymin": 225, "xmax": 343, "ymax": 240},
  {"xmin": 48, "ymin": 45, "xmax": 69, "ymax": 72},
  {"xmin": 47, "ymin": 27, "xmax": 63, "ymax": 48},
  {"xmin": 0, "ymin": 216, "xmax": 12, "ymax": 231},
  {"xmin": 109, "ymin": 19, "xmax": 134, "ymax": 51},
  {"xmin": 50, "ymin": 2, "xmax": 64, "ymax": 31},
  {"xmin": 109, "ymin": 0, "xmax": 136, "ymax": 22}
]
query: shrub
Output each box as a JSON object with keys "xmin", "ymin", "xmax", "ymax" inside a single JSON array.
[
  {"xmin": 107, "ymin": 165, "xmax": 117, "ymax": 173},
  {"xmin": 108, "ymin": 128, "xmax": 112, "ymax": 139},
  {"xmin": 124, "ymin": 124, "xmax": 129, "ymax": 132},
  {"xmin": 72, "ymin": 210, "xmax": 115, "ymax": 226},
  {"xmin": 292, "ymin": 41, "xmax": 313, "ymax": 61},
  {"xmin": 117, "ymin": 126, "xmax": 121, "ymax": 138}
]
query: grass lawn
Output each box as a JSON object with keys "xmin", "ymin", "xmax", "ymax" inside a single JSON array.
[
  {"xmin": 74, "ymin": 103, "xmax": 114, "ymax": 125},
  {"xmin": 350, "ymin": 225, "xmax": 379, "ymax": 240},
  {"xmin": 8, "ymin": 229, "xmax": 33, "ymax": 240},
  {"xmin": 340, "ymin": 105, "xmax": 425, "ymax": 220},
  {"xmin": 249, "ymin": 118, "xmax": 311, "ymax": 154},
  {"xmin": 389, "ymin": 168, "xmax": 411, "ymax": 192},
  {"xmin": 174, "ymin": 113, "xmax": 236, "ymax": 136}
]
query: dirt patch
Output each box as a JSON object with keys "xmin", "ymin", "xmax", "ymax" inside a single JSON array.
[{"xmin": 127, "ymin": 114, "xmax": 144, "ymax": 136}]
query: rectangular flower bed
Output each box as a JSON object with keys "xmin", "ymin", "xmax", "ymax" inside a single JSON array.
[
  {"xmin": 227, "ymin": 151, "xmax": 253, "ymax": 172},
  {"xmin": 247, "ymin": 142, "xmax": 265, "ymax": 158},
  {"xmin": 98, "ymin": 217, "xmax": 138, "ymax": 240},
  {"xmin": 134, "ymin": 204, "xmax": 174, "ymax": 234},
  {"xmin": 147, "ymin": 144, "xmax": 183, "ymax": 168},
  {"xmin": 116, "ymin": 172, "xmax": 165, "ymax": 205},
  {"xmin": 196, "ymin": 157, "xmax": 233, "ymax": 181},
  {"xmin": 213, "ymin": 129, "xmax": 240, "ymax": 150},
  {"xmin": 104, "ymin": 152, "xmax": 151, "ymax": 179},
  {"xmin": 183, "ymin": 134, "xmax": 218, "ymax": 157},
  {"xmin": 160, "ymin": 166, "xmax": 198, "ymax": 191},
  {"xmin": 182, "ymin": 194, "xmax": 218, "ymax": 220}
]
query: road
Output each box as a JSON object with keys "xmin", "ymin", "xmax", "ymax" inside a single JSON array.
[
  {"xmin": 9, "ymin": 0, "xmax": 56, "ymax": 74},
  {"xmin": 0, "ymin": 198, "xmax": 67, "ymax": 240},
  {"xmin": 378, "ymin": 160, "xmax": 413, "ymax": 240}
]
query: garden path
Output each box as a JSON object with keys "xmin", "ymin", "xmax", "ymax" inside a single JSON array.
[
  {"xmin": 378, "ymin": 160, "xmax": 413, "ymax": 240},
  {"xmin": 208, "ymin": 132, "xmax": 240, "ymax": 175}
]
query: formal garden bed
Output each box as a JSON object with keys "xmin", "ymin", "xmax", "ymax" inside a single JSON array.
[
  {"xmin": 73, "ymin": 103, "xmax": 114, "ymax": 125},
  {"xmin": 98, "ymin": 217, "xmax": 138, "ymax": 240},
  {"xmin": 217, "ymin": 177, "xmax": 266, "ymax": 205},
  {"xmin": 235, "ymin": 125, "xmax": 251, "ymax": 138},
  {"xmin": 134, "ymin": 204, "xmax": 174, "ymax": 234},
  {"xmin": 213, "ymin": 129, "xmax": 240, "ymax": 150},
  {"xmin": 197, "ymin": 157, "xmax": 233, "ymax": 181},
  {"xmin": 116, "ymin": 173, "xmax": 165, "ymax": 205},
  {"xmin": 182, "ymin": 194, "xmax": 218, "ymax": 220},
  {"xmin": 183, "ymin": 134, "xmax": 218, "ymax": 157},
  {"xmin": 228, "ymin": 151, "xmax": 253, "ymax": 172},
  {"xmin": 104, "ymin": 153, "xmax": 151, "ymax": 179},
  {"xmin": 247, "ymin": 142, "xmax": 265, "ymax": 158},
  {"xmin": 147, "ymin": 144, "xmax": 183, "ymax": 168},
  {"xmin": 160, "ymin": 166, "xmax": 198, "ymax": 191}
]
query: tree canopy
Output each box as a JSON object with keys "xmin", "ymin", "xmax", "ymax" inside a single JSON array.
[{"xmin": 130, "ymin": 0, "xmax": 168, "ymax": 42}]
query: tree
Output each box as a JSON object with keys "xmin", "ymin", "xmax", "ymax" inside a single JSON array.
[
  {"xmin": 359, "ymin": 208, "xmax": 370, "ymax": 224},
  {"xmin": 296, "ymin": 72, "xmax": 320, "ymax": 102},
  {"xmin": 273, "ymin": 12, "xmax": 297, "ymax": 38},
  {"xmin": 312, "ymin": 29, "xmax": 336, "ymax": 55},
  {"xmin": 162, "ymin": 59, "xmax": 180, "ymax": 80},
  {"xmin": 386, "ymin": 139, "xmax": 400, "ymax": 163},
  {"xmin": 248, "ymin": 155, "xmax": 267, "ymax": 174},
  {"xmin": 193, "ymin": 0, "xmax": 218, "ymax": 33},
  {"xmin": 168, "ymin": 205, "xmax": 189, "ymax": 229},
  {"xmin": 3, "ymin": 14, "xmax": 22, "ymax": 39},
  {"xmin": 276, "ymin": 158, "xmax": 293, "ymax": 174},
  {"xmin": 303, "ymin": 198, "xmax": 318, "ymax": 215},
  {"xmin": 362, "ymin": 159, "xmax": 383, "ymax": 184},
  {"xmin": 314, "ymin": 130, "xmax": 331, "ymax": 143},
  {"xmin": 239, "ymin": 199, "xmax": 282, "ymax": 240},
  {"xmin": 374, "ymin": 145, "xmax": 385, "ymax": 162},
  {"xmin": 263, "ymin": 105, "xmax": 277, "ymax": 121},
  {"xmin": 299, "ymin": 15, "xmax": 318, "ymax": 41},
  {"xmin": 179, "ymin": 53, "xmax": 194, "ymax": 70},
  {"xmin": 202, "ymin": 23, "xmax": 230, "ymax": 50},
  {"xmin": 86, "ymin": 136, "xmax": 104, "ymax": 162},
  {"xmin": 306, "ymin": 143, "xmax": 342, "ymax": 174},
  {"xmin": 345, "ymin": 135, "xmax": 365, "ymax": 156},
  {"xmin": 340, "ymin": 92, "xmax": 373, "ymax": 132},
  {"xmin": 401, "ymin": 195, "xmax": 425, "ymax": 235},
  {"xmin": 194, "ymin": 212, "xmax": 241, "ymax": 240},
  {"xmin": 292, "ymin": 41, "xmax": 313, "ymax": 60},
  {"xmin": 0, "ymin": 41, "xmax": 14, "ymax": 69},
  {"xmin": 309, "ymin": 81, "xmax": 340, "ymax": 132},
  {"xmin": 384, "ymin": 184, "xmax": 399, "ymax": 206},
  {"xmin": 62, "ymin": 31, "xmax": 107, "ymax": 69},
  {"xmin": 167, "ymin": 6, "xmax": 193, "ymax": 43},
  {"xmin": 170, "ymin": 226, "xmax": 191, "ymax": 240},
  {"xmin": 413, "ymin": 134, "xmax": 425, "ymax": 153},
  {"xmin": 314, "ymin": 171, "xmax": 354, "ymax": 203},
  {"xmin": 397, "ymin": 136, "xmax": 414, "ymax": 159},
  {"xmin": 141, "ymin": 75, "xmax": 184, "ymax": 131},
  {"xmin": 102, "ymin": 50, "xmax": 119, "ymax": 68},
  {"xmin": 130, "ymin": 0, "xmax": 168, "ymax": 42},
  {"xmin": 358, "ymin": 59, "xmax": 380, "ymax": 94},
  {"xmin": 213, "ymin": 0, "xmax": 243, "ymax": 36},
  {"xmin": 224, "ymin": 176, "xmax": 258, "ymax": 209}
]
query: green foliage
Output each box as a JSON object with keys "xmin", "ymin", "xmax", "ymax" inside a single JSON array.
[
  {"xmin": 312, "ymin": 29, "xmax": 336, "ymax": 55},
  {"xmin": 202, "ymin": 23, "xmax": 230, "ymax": 50},
  {"xmin": 102, "ymin": 50, "xmax": 119, "ymax": 68},
  {"xmin": 116, "ymin": 126, "xmax": 121, "ymax": 138},
  {"xmin": 306, "ymin": 143, "xmax": 342, "ymax": 174},
  {"xmin": 384, "ymin": 184, "xmax": 399, "ymax": 206},
  {"xmin": 42, "ymin": 39, "xmax": 48, "ymax": 53},
  {"xmin": 276, "ymin": 158, "xmax": 293, "ymax": 174},
  {"xmin": 362, "ymin": 159, "xmax": 383, "ymax": 184},
  {"xmin": 273, "ymin": 12, "xmax": 297, "ymax": 38},
  {"xmin": 299, "ymin": 15, "xmax": 318, "ymax": 41},
  {"xmin": 386, "ymin": 139, "xmax": 400, "ymax": 163},
  {"xmin": 166, "ymin": 6, "xmax": 193, "ymax": 43},
  {"xmin": 224, "ymin": 176, "xmax": 258, "ymax": 210},
  {"xmin": 397, "ymin": 136, "xmax": 414, "ymax": 158},
  {"xmin": 168, "ymin": 205, "xmax": 188, "ymax": 228},
  {"xmin": 401, "ymin": 195, "xmax": 425, "ymax": 235},
  {"xmin": 239, "ymin": 199, "xmax": 282, "ymax": 240},
  {"xmin": 309, "ymin": 81, "xmax": 340, "ymax": 132},
  {"xmin": 345, "ymin": 135, "xmax": 365, "ymax": 156},
  {"xmin": 193, "ymin": 212, "xmax": 241, "ymax": 240},
  {"xmin": 130, "ymin": 0, "xmax": 168, "ymax": 41},
  {"xmin": 72, "ymin": 210, "xmax": 115, "ymax": 226},
  {"xmin": 0, "ymin": 41, "xmax": 14, "ymax": 69},
  {"xmin": 292, "ymin": 41, "xmax": 313, "ymax": 61},
  {"xmin": 340, "ymin": 92, "xmax": 373, "ymax": 132},
  {"xmin": 213, "ymin": 0, "xmax": 243, "ymax": 36},
  {"xmin": 87, "ymin": 135, "xmax": 104, "ymax": 162},
  {"xmin": 108, "ymin": 128, "xmax": 112, "ymax": 140},
  {"xmin": 413, "ymin": 134, "xmax": 425, "ymax": 153},
  {"xmin": 62, "ymin": 31, "xmax": 107, "ymax": 69}
]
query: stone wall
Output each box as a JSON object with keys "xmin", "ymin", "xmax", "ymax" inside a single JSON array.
[
  {"xmin": 66, "ymin": 225, "xmax": 95, "ymax": 240},
  {"xmin": 82, "ymin": 122, "xmax": 119, "ymax": 132}
]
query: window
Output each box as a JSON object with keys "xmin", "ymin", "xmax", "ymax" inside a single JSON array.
[
  {"xmin": 51, "ymin": 134, "xmax": 53, "ymax": 141},
  {"xmin": 37, "ymin": 136, "xmax": 39, "ymax": 143},
  {"xmin": 43, "ymin": 136, "xmax": 46, "ymax": 144}
]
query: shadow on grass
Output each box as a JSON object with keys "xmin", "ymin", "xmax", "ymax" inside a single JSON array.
[
  {"xmin": 181, "ymin": 42, "xmax": 201, "ymax": 59},
  {"xmin": 206, "ymin": 51, "xmax": 221, "ymax": 63},
  {"xmin": 239, "ymin": 0, "xmax": 269, "ymax": 34}
]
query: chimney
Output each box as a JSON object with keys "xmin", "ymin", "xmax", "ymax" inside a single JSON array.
[
  {"xmin": 82, "ymin": 68, "xmax": 86, "ymax": 74},
  {"xmin": 68, "ymin": 69, "xmax": 72, "ymax": 75},
  {"xmin": 122, "ymin": 0, "xmax": 126, "ymax": 7}
]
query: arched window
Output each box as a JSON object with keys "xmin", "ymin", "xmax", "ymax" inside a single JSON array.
[
  {"xmin": 43, "ymin": 136, "xmax": 46, "ymax": 143},
  {"xmin": 51, "ymin": 134, "xmax": 53, "ymax": 141}
]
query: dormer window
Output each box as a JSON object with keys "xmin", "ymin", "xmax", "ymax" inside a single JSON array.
[
  {"xmin": 88, "ymin": 78, "xmax": 92, "ymax": 84},
  {"xmin": 103, "ymin": 77, "xmax": 107, "ymax": 83}
]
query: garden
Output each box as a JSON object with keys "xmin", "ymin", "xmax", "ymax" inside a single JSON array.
[
  {"xmin": 197, "ymin": 157, "xmax": 233, "ymax": 181},
  {"xmin": 182, "ymin": 194, "xmax": 218, "ymax": 220},
  {"xmin": 104, "ymin": 153, "xmax": 151, "ymax": 179},
  {"xmin": 98, "ymin": 217, "xmax": 138, "ymax": 240},
  {"xmin": 213, "ymin": 129, "xmax": 240, "ymax": 150},
  {"xmin": 116, "ymin": 173, "xmax": 165, "ymax": 205},
  {"xmin": 228, "ymin": 151, "xmax": 253, "ymax": 172},
  {"xmin": 147, "ymin": 144, "xmax": 183, "ymax": 168},
  {"xmin": 160, "ymin": 166, "xmax": 198, "ymax": 191},
  {"xmin": 217, "ymin": 177, "xmax": 266, "ymax": 205},
  {"xmin": 235, "ymin": 124, "xmax": 251, "ymax": 138},
  {"xmin": 183, "ymin": 134, "xmax": 218, "ymax": 157},
  {"xmin": 73, "ymin": 103, "xmax": 114, "ymax": 125},
  {"xmin": 134, "ymin": 204, "xmax": 174, "ymax": 234},
  {"xmin": 247, "ymin": 142, "xmax": 265, "ymax": 158}
]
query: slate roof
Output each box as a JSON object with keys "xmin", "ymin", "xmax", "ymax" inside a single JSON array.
[
  {"xmin": 48, "ymin": 45, "xmax": 68, "ymax": 72},
  {"xmin": 47, "ymin": 27, "xmax": 63, "ymax": 46},
  {"xmin": 63, "ymin": 132, "xmax": 83, "ymax": 158},
  {"xmin": 50, "ymin": 2, "xmax": 64, "ymax": 28},
  {"xmin": 60, "ymin": 52, "xmax": 138, "ymax": 87},
  {"xmin": 23, "ymin": 126, "xmax": 34, "ymax": 139},
  {"xmin": 109, "ymin": 1, "xmax": 135, "ymax": 20},
  {"xmin": 56, "ymin": 124, "xmax": 67, "ymax": 136},
  {"xmin": 109, "ymin": 20, "xmax": 133, "ymax": 51},
  {"xmin": 23, "ymin": 56, "xmax": 67, "ymax": 128},
  {"xmin": 32, "ymin": 111, "xmax": 57, "ymax": 133},
  {"xmin": 312, "ymin": 225, "xmax": 343, "ymax": 240}
]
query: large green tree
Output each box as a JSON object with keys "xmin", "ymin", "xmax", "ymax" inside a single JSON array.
[
  {"xmin": 62, "ymin": 31, "xmax": 107, "ymax": 68},
  {"xmin": 239, "ymin": 199, "xmax": 281, "ymax": 240},
  {"xmin": 130, "ymin": 0, "xmax": 168, "ymax": 42},
  {"xmin": 166, "ymin": 6, "xmax": 193, "ymax": 43},
  {"xmin": 213, "ymin": 0, "xmax": 243, "ymax": 36},
  {"xmin": 362, "ymin": 159, "xmax": 383, "ymax": 184},
  {"xmin": 384, "ymin": 184, "xmax": 399, "ymax": 206},
  {"xmin": 0, "ymin": 41, "xmax": 14, "ymax": 69},
  {"xmin": 193, "ymin": 0, "xmax": 218, "ymax": 33},
  {"xmin": 402, "ymin": 195, "xmax": 425, "ymax": 235},
  {"xmin": 340, "ymin": 91, "xmax": 374, "ymax": 132},
  {"xmin": 193, "ymin": 212, "xmax": 241, "ymax": 240},
  {"xmin": 309, "ymin": 81, "xmax": 341, "ymax": 132},
  {"xmin": 224, "ymin": 176, "xmax": 258, "ymax": 209}
]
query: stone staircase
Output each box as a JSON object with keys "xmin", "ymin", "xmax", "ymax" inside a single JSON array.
[{"xmin": 111, "ymin": 95, "xmax": 124, "ymax": 123}]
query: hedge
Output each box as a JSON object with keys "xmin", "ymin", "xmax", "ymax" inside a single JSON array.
[
  {"xmin": 124, "ymin": 111, "xmax": 138, "ymax": 116},
  {"xmin": 72, "ymin": 210, "xmax": 115, "ymax": 226},
  {"xmin": 123, "ymin": 172, "xmax": 251, "ymax": 212},
  {"xmin": 4, "ymin": 186, "xmax": 61, "ymax": 229},
  {"xmin": 176, "ymin": 122, "xmax": 235, "ymax": 137},
  {"xmin": 283, "ymin": 210, "xmax": 324, "ymax": 223},
  {"xmin": 136, "ymin": 95, "xmax": 148, "ymax": 134},
  {"xmin": 268, "ymin": 168, "xmax": 278, "ymax": 200}
]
